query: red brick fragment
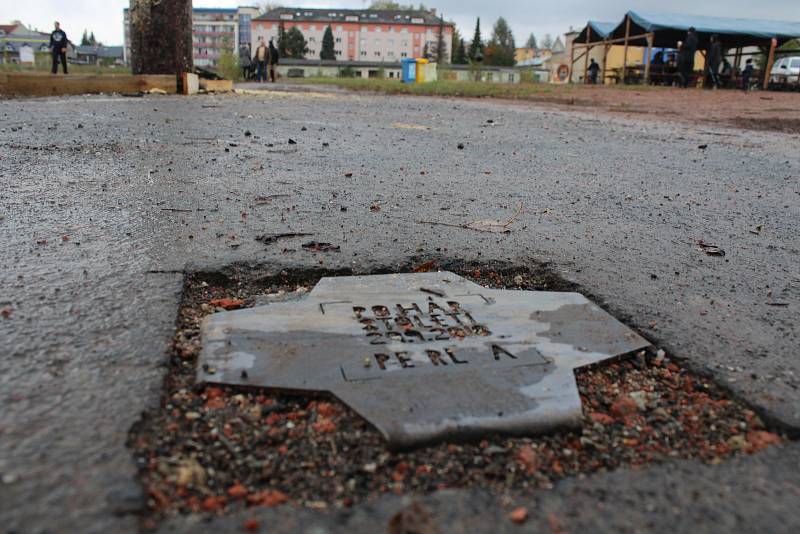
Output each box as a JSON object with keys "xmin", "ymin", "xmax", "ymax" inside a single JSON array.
[{"xmin": 510, "ymin": 507, "xmax": 528, "ymax": 524}]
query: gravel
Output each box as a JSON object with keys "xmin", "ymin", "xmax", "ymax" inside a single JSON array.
[{"xmin": 129, "ymin": 263, "xmax": 783, "ymax": 527}]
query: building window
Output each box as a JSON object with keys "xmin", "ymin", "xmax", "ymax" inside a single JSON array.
[
  {"xmin": 360, "ymin": 50, "xmax": 367, "ymax": 56},
  {"xmin": 335, "ymin": 50, "xmax": 342, "ymax": 56},
  {"xmin": 374, "ymin": 51, "xmax": 380, "ymax": 56},
  {"xmin": 309, "ymin": 37, "xmax": 316, "ymax": 43},
  {"xmin": 388, "ymin": 51, "xmax": 395, "ymax": 57},
  {"xmin": 335, "ymin": 37, "xmax": 342, "ymax": 43},
  {"xmin": 401, "ymin": 52, "xmax": 407, "ymax": 57}
]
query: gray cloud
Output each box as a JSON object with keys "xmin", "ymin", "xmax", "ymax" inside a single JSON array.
[{"xmin": 2, "ymin": 1, "xmax": 796, "ymax": 48}]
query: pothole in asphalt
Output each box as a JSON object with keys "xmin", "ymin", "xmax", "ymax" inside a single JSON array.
[{"xmin": 129, "ymin": 259, "xmax": 783, "ymax": 526}]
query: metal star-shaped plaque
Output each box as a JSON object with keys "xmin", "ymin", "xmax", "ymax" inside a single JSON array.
[{"xmin": 198, "ymin": 272, "xmax": 649, "ymax": 449}]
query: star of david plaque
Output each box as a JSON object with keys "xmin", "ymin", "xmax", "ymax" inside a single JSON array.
[{"xmin": 198, "ymin": 272, "xmax": 649, "ymax": 449}]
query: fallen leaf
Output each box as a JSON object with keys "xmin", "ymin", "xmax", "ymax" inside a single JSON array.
[
  {"xmin": 243, "ymin": 518, "xmax": 260, "ymax": 532},
  {"xmin": 590, "ymin": 412, "xmax": 614, "ymax": 425},
  {"xmin": 248, "ymin": 489, "xmax": 289, "ymax": 507},
  {"xmin": 227, "ymin": 483, "xmax": 248, "ymax": 499},
  {"xmin": 391, "ymin": 123, "xmax": 429, "ymax": 130},
  {"xmin": 746, "ymin": 430, "xmax": 781, "ymax": 452},
  {"xmin": 510, "ymin": 507, "xmax": 529, "ymax": 524},
  {"xmin": 516, "ymin": 445, "xmax": 538, "ymax": 474},
  {"xmin": 209, "ymin": 298, "xmax": 245, "ymax": 310},
  {"xmin": 202, "ymin": 495, "xmax": 225, "ymax": 511},
  {"xmin": 370, "ymin": 204, "xmax": 381, "ymax": 212},
  {"xmin": 312, "ymin": 418, "xmax": 336, "ymax": 433},
  {"xmin": 412, "ymin": 260, "xmax": 438, "ymax": 273}
]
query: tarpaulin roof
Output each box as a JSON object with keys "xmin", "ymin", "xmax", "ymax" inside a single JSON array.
[
  {"xmin": 574, "ymin": 21, "xmax": 616, "ymax": 44},
  {"xmin": 609, "ymin": 10, "xmax": 800, "ymax": 48}
]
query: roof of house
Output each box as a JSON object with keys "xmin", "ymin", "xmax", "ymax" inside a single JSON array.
[
  {"xmin": 608, "ymin": 10, "xmax": 800, "ymax": 47},
  {"xmin": 0, "ymin": 24, "xmax": 19, "ymax": 34},
  {"xmin": 194, "ymin": 8, "xmax": 237, "ymax": 13},
  {"xmin": 574, "ymin": 21, "xmax": 616, "ymax": 43},
  {"xmin": 256, "ymin": 7, "xmax": 451, "ymax": 26}
]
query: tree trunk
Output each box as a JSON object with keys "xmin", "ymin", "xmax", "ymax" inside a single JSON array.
[{"xmin": 129, "ymin": 0, "xmax": 193, "ymax": 76}]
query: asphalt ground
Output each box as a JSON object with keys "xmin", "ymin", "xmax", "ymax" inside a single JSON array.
[{"xmin": 1, "ymin": 88, "xmax": 798, "ymax": 532}]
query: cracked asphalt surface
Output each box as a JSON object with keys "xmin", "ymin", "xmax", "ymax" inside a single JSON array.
[{"xmin": 1, "ymin": 88, "xmax": 798, "ymax": 532}]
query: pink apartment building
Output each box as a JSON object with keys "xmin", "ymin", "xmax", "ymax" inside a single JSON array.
[{"xmin": 252, "ymin": 8, "xmax": 453, "ymax": 63}]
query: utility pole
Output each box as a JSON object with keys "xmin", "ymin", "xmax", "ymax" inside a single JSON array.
[{"xmin": 129, "ymin": 0, "xmax": 193, "ymax": 77}]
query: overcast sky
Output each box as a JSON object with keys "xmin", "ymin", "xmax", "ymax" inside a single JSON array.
[{"xmin": 3, "ymin": 1, "xmax": 797, "ymax": 46}]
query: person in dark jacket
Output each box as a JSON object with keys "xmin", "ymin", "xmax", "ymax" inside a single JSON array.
[
  {"xmin": 50, "ymin": 21, "xmax": 68, "ymax": 74},
  {"xmin": 706, "ymin": 34, "xmax": 723, "ymax": 88},
  {"xmin": 741, "ymin": 59, "xmax": 754, "ymax": 91},
  {"xmin": 677, "ymin": 27, "xmax": 698, "ymax": 88},
  {"xmin": 268, "ymin": 39, "xmax": 279, "ymax": 83},
  {"xmin": 239, "ymin": 43, "xmax": 252, "ymax": 80},
  {"xmin": 587, "ymin": 58, "xmax": 600, "ymax": 84}
]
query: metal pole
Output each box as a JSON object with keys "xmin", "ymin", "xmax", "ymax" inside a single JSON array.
[{"xmin": 601, "ymin": 41, "xmax": 608, "ymax": 85}]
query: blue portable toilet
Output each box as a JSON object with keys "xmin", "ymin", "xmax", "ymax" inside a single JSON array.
[{"xmin": 401, "ymin": 58, "xmax": 417, "ymax": 83}]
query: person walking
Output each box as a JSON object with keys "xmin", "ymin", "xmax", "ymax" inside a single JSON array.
[
  {"xmin": 239, "ymin": 42, "xmax": 252, "ymax": 81},
  {"xmin": 677, "ymin": 27, "xmax": 698, "ymax": 88},
  {"xmin": 268, "ymin": 39, "xmax": 279, "ymax": 83},
  {"xmin": 253, "ymin": 38, "xmax": 268, "ymax": 83},
  {"xmin": 587, "ymin": 58, "xmax": 600, "ymax": 84},
  {"xmin": 706, "ymin": 34, "xmax": 722, "ymax": 89},
  {"xmin": 49, "ymin": 21, "xmax": 69, "ymax": 74}
]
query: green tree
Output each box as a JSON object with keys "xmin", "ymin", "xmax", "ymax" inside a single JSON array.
[
  {"xmin": 484, "ymin": 17, "xmax": 516, "ymax": 66},
  {"xmin": 453, "ymin": 38, "xmax": 467, "ymax": 64},
  {"xmin": 282, "ymin": 26, "xmax": 308, "ymax": 58},
  {"xmin": 525, "ymin": 33, "xmax": 537, "ymax": 49},
  {"xmin": 89, "ymin": 31, "xmax": 97, "ymax": 45},
  {"xmin": 81, "ymin": 30, "xmax": 90, "ymax": 46},
  {"xmin": 541, "ymin": 33, "xmax": 553, "ymax": 49},
  {"xmin": 277, "ymin": 21, "xmax": 287, "ymax": 57},
  {"xmin": 468, "ymin": 18, "xmax": 483, "ymax": 60},
  {"xmin": 430, "ymin": 16, "xmax": 447, "ymax": 63},
  {"xmin": 450, "ymin": 26, "xmax": 462, "ymax": 59},
  {"xmin": 320, "ymin": 25, "xmax": 336, "ymax": 60}
]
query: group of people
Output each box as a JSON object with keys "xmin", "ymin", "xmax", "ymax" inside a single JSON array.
[
  {"xmin": 239, "ymin": 37, "xmax": 279, "ymax": 83},
  {"xmin": 678, "ymin": 28, "xmax": 754, "ymax": 90},
  {"xmin": 584, "ymin": 27, "xmax": 756, "ymax": 91}
]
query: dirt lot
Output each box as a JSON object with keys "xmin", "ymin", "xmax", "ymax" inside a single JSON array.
[
  {"xmin": 563, "ymin": 85, "xmax": 800, "ymax": 134},
  {"xmin": 280, "ymin": 79, "xmax": 800, "ymax": 134}
]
